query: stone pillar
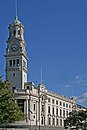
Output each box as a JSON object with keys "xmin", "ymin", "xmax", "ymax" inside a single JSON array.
[
  {"xmin": 50, "ymin": 116, "xmax": 52, "ymax": 126},
  {"xmin": 29, "ymin": 97, "xmax": 33, "ymax": 121},
  {"xmin": 39, "ymin": 97, "xmax": 41, "ymax": 126},
  {"xmin": 26, "ymin": 99, "xmax": 29, "ymax": 122},
  {"xmin": 50, "ymin": 104, "xmax": 52, "ymax": 126},
  {"xmin": 45, "ymin": 100, "xmax": 48, "ymax": 125},
  {"xmin": 36, "ymin": 101, "xmax": 38, "ymax": 126}
]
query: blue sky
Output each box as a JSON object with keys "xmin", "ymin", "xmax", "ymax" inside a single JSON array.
[{"xmin": 0, "ymin": 0, "xmax": 87, "ymax": 107}]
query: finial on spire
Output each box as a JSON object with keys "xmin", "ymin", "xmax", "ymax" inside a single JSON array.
[
  {"xmin": 14, "ymin": 0, "xmax": 19, "ymax": 22},
  {"xmin": 12, "ymin": 0, "xmax": 22, "ymax": 25}
]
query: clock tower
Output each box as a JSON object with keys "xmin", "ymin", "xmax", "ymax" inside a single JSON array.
[{"xmin": 6, "ymin": 16, "xmax": 28, "ymax": 89}]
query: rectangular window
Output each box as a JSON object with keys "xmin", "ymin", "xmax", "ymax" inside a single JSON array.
[
  {"xmin": 52, "ymin": 99, "xmax": 54, "ymax": 104},
  {"xmin": 60, "ymin": 119, "xmax": 62, "ymax": 126},
  {"xmin": 27, "ymin": 86, "xmax": 29, "ymax": 89},
  {"xmin": 48, "ymin": 117, "xmax": 51, "ymax": 125},
  {"xmin": 56, "ymin": 119, "xmax": 59, "ymax": 126},
  {"xmin": 52, "ymin": 107, "xmax": 54, "ymax": 115},
  {"xmin": 63, "ymin": 110, "xmax": 65, "ymax": 117},
  {"xmin": 60, "ymin": 109, "xmax": 62, "ymax": 116},
  {"xmin": 60, "ymin": 101, "xmax": 62, "ymax": 106},
  {"xmin": 13, "ymin": 73, "xmax": 15, "ymax": 77},
  {"xmin": 48, "ymin": 98, "xmax": 50, "ymax": 102},
  {"xmin": 69, "ymin": 104, "xmax": 71, "ymax": 108},
  {"xmin": 13, "ymin": 60, "xmax": 15, "ymax": 66},
  {"xmin": 48, "ymin": 106, "xmax": 50, "ymax": 114},
  {"xmin": 9, "ymin": 60, "xmax": 12, "ymax": 66},
  {"xmin": 33, "ymin": 104, "xmax": 35, "ymax": 111},
  {"xmin": 18, "ymin": 30, "xmax": 20, "ymax": 35},
  {"xmin": 66, "ymin": 104, "xmax": 68, "ymax": 108},
  {"xmin": 66, "ymin": 111, "xmax": 68, "ymax": 117},
  {"xmin": 14, "ymin": 30, "xmax": 16, "ymax": 36},
  {"xmin": 52, "ymin": 118, "xmax": 55, "ymax": 126},
  {"xmin": 56, "ymin": 100, "xmax": 58, "ymax": 105},
  {"xmin": 42, "ymin": 105, "xmax": 44, "ymax": 112},
  {"xmin": 41, "ymin": 117, "xmax": 44, "ymax": 125},
  {"xmin": 56, "ymin": 108, "xmax": 58, "ymax": 115},
  {"xmin": 17, "ymin": 59, "xmax": 19, "ymax": 66},
  {"xmin": 63, "ymin": 103, "xmax": 65, "ymax": 107},
  {"xmin": 42, "ymin": 96, "xmax": 44, "ymax": 101}
]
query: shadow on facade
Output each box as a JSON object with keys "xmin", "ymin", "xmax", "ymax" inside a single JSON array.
[{"xmin": 0, "ymin": 124, "xmax": 66, "ymax": 130}]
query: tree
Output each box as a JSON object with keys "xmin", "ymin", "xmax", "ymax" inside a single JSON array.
[
  {"xmin": 64, "ymin": 109, "xmax": 87, "ymax": 130},
  {"xmin": 0, "ymin": 77, "xmax": 23, "ymax": 124}
]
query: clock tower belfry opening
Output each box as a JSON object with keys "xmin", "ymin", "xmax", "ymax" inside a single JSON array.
[{"xmin": 6, "ymin": 16, "xmax": 28, "ymax": 89}]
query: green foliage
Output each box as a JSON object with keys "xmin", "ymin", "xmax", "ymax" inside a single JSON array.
[
  {"xmin": 0, "ymin": 77, "xmax": 23, "ymax": 124},
  {"xmin": 64, "ymin": 109, "xmax": 87, "ymax": 130}
]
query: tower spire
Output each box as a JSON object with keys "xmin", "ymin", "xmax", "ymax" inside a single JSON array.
[
  {"xmin": 15, "ymin": 0, "xmax": 18, "ymax": 20},
  {"xmin": 41, "ymin": 67, "xmax": 42, "ymax": 84}
]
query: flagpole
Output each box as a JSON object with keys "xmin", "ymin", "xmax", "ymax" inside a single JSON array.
[{"xmin": 41, "ymin": 67, "xmax": 42, "ymax": 84}]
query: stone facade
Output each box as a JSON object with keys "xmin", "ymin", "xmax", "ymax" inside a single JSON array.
[{"xmin": 14, "ymin": 83, "xmax": 75, "ymax": 128}]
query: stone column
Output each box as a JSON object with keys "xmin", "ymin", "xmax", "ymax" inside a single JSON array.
[
  {"xmin": 36, "ymin": 101, "xmax": 38, "ymax": 126},
  {"xmin": 50, "ymin": 104, "xmax": 52, "ymax": 126},
  {"xmin": 29, "ymin": 97, "xmax": 33, "ymax": 121},
  {"xmin": 26, "ymin": 99, "xmax": 29, "ymax": 122},
  {"xmin": 39, "ymin": 97, "xmax": 41, "ymax": 126},
  {"xmin": 45, "ymin": 100, "xmax": 48, "ymax": 125}
]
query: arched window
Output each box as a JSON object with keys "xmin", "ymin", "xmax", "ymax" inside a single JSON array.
[
  {"xmin": 14, "ymin": 30, "xmax": 16, "ymax": 36},
  {"xmin": 18, "ymin": 29, "xmax": 20, "ymax": 35}
]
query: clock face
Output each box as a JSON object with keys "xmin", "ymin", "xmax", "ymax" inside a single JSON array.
[{"xmin": 11, "ymin": 43, "xmax": 18, "ymax": 52}]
